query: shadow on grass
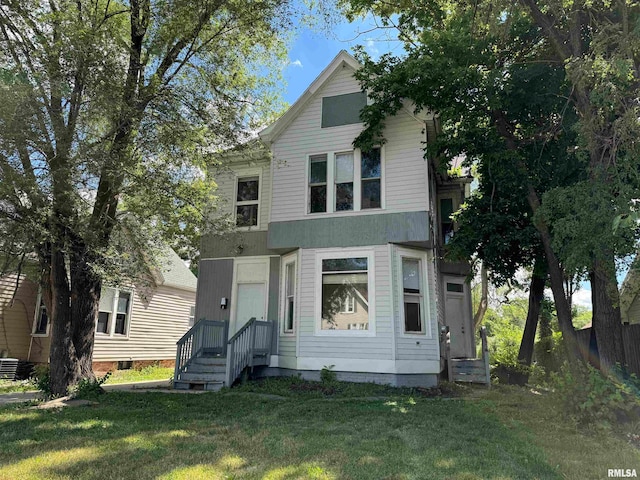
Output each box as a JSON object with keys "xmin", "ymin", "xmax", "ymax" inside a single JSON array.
[{"xmin": 0, "ymin": 391, "xmax": 562, "ymax": 480}]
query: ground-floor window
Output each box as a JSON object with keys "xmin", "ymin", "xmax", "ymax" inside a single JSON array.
[
  {"xmin": 396, "ymin": 247, "xmax": 430, "ymax": 336},
  {"xmin": 281, "ymin": 252, "xmax": 297, "ymax": 335},
  {"xmin": 97, "ymin": 287, "xmax": 132, "ymax": 337},
  {"xmin": 320, "ymin": 256, "xmax": 370, "ymax": 332}
]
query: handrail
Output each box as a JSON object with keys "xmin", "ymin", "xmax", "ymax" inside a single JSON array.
[
  {"xmin": 225, "ymin": 318, "xmax": 273, "ymax": 387},
  {"xmin": 174, "ymin": 319, "xmax": 228, "ymax": 382}
]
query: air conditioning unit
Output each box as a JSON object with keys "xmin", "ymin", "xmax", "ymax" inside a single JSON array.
[{"xmin": 0, "ymin": 358, "xmax": 19, "ymax": 380}]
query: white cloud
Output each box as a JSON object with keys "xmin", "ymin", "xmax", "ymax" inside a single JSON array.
[
  {"xmin": 365, "ymin": 39, "xmax": 380, "ymax": 57},
  {"xmin": 572, "ymin": 288, "xmax": 593, "ymax": 310},
  {"xmin": 289, "ymin": 59, "xmax": 303, "ymax": 68}
]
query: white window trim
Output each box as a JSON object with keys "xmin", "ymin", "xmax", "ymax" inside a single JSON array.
[
  {"xmin": 314, "ymin": 248, "xmax": 376, "ymax": 337},
  {"xmin": 305, "ymin": 147, "xmax": 385, "ymax": 216},
  {"xmin": 279, "ymin": 251, "xmax": 298, "ymax": 336},
  {"xmin": 31, "ymin": 290, "xmax": 50, "ymax": 337},
  {"xmin": 396, "ymin": 246, "xmax": 432, "ymax": 338},
  {"xmin": 233, "ymin": 169, "xmax": 262, "ymax": 230},
  {"xmin": 96, "ymin": 287, "xmax": 133, "ymax": 339}
]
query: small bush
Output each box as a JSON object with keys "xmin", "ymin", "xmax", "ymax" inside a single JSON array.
[
  {"xmin": 72, "ymin": 372, "xmax": 111, "ymax": 399},
  {"xmin": 552, "ymin": 361, "xmax": 640, "ymax": 427},
  {"xmin": 31, "ymin": 365, "xmax": 52, "ymax": 398},
  {"xmin": 320, "ymin": 365, "xmax": 337, "ymax": 384}
]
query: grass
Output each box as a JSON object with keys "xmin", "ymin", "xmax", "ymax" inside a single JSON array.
[
  {"xmin": 0, "ymin": 365, "xmax": 173, "ymax": 396},
  {"xmin": 0, "ymin": 379, "xmax": 637, "ymax": 479},
  {"xmin": 102, "ymin": 365, "xmax": 174, "ymax": 385}
]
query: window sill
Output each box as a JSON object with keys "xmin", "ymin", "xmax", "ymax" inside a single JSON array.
[
  {"xmin": 280, "ymin": 332, "xmax": 295, "ymax": 337},
  {"xmin": 304, "ymin": 208, "xmax": 386, "ymax": 217},
  {"xmin": 31, "ymin": 333, "xmax": 49, "ymax": 338},
  {"xmin": 314, "ymin": 331, "xmax": 376, "ymax": 337}
]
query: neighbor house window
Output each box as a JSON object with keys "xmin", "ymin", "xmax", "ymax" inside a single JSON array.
[
  {"xmin": 189, "ymin": 305, "xmax": 195, "ymax": 327},
  {"xmin": 440, "ymin": 198, "xmax": 455, "ymax": 244},
  {"xmin": 361, "ymin": 148, "xmax": 381, "ymax": 209},
  {"xmin": 114, "ymin": 291, "xmax": 130, "ymax": 335},
  {"xmin": 309, "ymin": 155, "xmax": 327, "ymax": 213},
  {"xmin": 341, "ymin": 295, "xmax": 355, "ymax": 314},
  {"xmin": 97, "ymin": 287, "xmax": 115, "ymax": 334},
  {"xmin": 321, "ymin": 257, "xmax": 369, "ymax": 331},
  {"xmin": 33, "ymin": 299, "xmax": 48, "ymax": 335},
  {"xmin": 236, "ymin": 176, "xmax": 259, "ymax": 227},
  {"xmin": 335, "ymin": 152, "xmax": 354, "ymax": 211},
  {"xmin": 97, "ymin": 287, "xmax": 131, "ymax": 337},
  {"xmin": 402, "ymin": 257, "xmax": 424, "ymax": 334}
]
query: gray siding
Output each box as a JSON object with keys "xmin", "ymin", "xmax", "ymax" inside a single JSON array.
[
  {"xmin": 196, "ymin": 259, "xmax": 233, "ymax": 322},
  {"xmin": 268, "ymin": 211, "xmax": 431, "ymax": 250},
  {"xmin": 201, "ymin": 231, "xmax": 287, "ymax": 259}
]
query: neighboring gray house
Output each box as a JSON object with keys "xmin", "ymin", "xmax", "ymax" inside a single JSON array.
[{"xmin": 175, "ymin": 51, "xmax": 476, "ymax": 390}]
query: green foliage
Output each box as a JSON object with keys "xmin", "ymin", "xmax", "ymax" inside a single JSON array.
[
  {"xmin": 552, "ymin": 362, "xmax": 640, "ymax": 427},
  {"xmin": 31, "ymin": 365, "xmax": 52, "ymax": 399},
  {"xmin": 320, "ymin": 365, "xmax": 337, "ymax": 384},
  {"xmin": 72, "ymin": 372, "xmax": 111, "ymax": 400}
]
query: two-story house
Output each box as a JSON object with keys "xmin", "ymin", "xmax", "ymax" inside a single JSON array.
[{"xmin": 175, "ymin": 51, "xmax": 476, "ymax": 390}]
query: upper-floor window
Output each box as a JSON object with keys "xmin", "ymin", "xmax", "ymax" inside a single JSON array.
[
  {"xmin": 440, "ymin": 197, "xmax": 455, "ymax": 244},
  {"xmin": 321, "ymin": 92, "xmax": 367, "ymax": 128},
  {"xmin": 307, "ymin": 148, "xmax": 382, "ymax": 214},
  {"xmin": 236, "ymin": 176, "xmax": 259, "ymax": 227},
  {"xmin": 309, "ymin": 155, "xmax": 327, "ymax": 213}
]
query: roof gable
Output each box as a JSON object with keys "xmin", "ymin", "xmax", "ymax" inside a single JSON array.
[{"xmin": 260, "ymin": 50, "xmax": 362, "ymax": 144}]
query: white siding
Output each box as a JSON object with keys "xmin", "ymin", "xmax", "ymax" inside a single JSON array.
[
  {"xmin": 213, "ymin": 159, "xmax": 271, "ymax": 231},
  {"xmin": 296, "ymin": 246, "xmax": 393, "ymax": 360},
  {"xmin": 278, "ymin": 336, "xmax": 296, "ymax": 357},
  {"xmin": 271, "ymin": 65, "xmax": 429, "ymax": 223},
  {"xmin": 0, "ymin": 274, "xmax": 38, "ymax": 360},
  {"xmin": 627, "ymin": 293, "xmax": 640, "ymax": 324},
  {"xmin": 93, "ymin": 285, "xmax": 194, "ymax": 361},
  {"xmin": 391, "ymin": 245, "xmax": 440, "ymax": 362},
  {"xmin": 29, "ymin": 285, "xmax": 195, "ymax": 363}
]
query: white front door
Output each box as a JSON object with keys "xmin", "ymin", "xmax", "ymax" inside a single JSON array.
[
  {"xmin": 443, "ymin": 277, "xmax": 472, "ymax": 358},
  {"xmin": 232, "ymin": 283, "xmax": 266, "ymax": 335}
]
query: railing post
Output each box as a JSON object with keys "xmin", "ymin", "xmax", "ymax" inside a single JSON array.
[
  {"xmin": 223, "ymin": 321, "xmax": 230, "ymax": 356},
  {"xmin": 225, "ymin": 341, "xmax": 234, "ymax": 387},
  {"xmin": 249, "ymin": 321, "xmax": 256, "ymax": 368},
  {"xmin": 174, "ymin": 343, "xmax": 182, "ymax": 382},
  {"xmin": 481, "ymin": 326, "xmax": 491, "ymax": 387}
]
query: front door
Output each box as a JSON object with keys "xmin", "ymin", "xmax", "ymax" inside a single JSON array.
[
  {"xmin": 232, "ymin": 283, "xmax": 266, "ymax": 335},
  {"xmin": 443, "ymin": 277, "xmax": 472, "ymax": 358}
]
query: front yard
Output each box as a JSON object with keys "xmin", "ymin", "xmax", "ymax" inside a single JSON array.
[{"xmin": 0, "ymin": 381, "xmax": 637, "ymax": 479}]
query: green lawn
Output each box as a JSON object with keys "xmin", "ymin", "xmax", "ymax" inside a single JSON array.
[{"xmin": 0, "ymin": 381, "xmax": 637, "ymax": 480}]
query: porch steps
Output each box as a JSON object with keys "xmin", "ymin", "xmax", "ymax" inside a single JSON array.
[
  {"xmin": 444, "ymin": 326, "xmax": 491, "ymax": 386},
  {"xmin": 173, "ymin": 357, "xmax": 226, "ymax": 392}
]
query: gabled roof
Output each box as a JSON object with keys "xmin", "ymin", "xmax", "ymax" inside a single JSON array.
[
  {"xmin": 259, "ymin": 50, "xmax": 434, "ymax": 146},
  {"xmin": 154, "ymin": 248, "xmax": 198, "ymax": 292},
  {"xmin": 259, "ymin": 50, "xmax": 362, "ymax": 144}
]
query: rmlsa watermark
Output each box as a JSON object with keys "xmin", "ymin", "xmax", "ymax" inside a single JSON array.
[{"xmin": 608, "ymin": 469, "xmax": 638, "ymax": 478}]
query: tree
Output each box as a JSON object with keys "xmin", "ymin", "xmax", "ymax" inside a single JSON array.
[
  {"xmin": 0, "ymin": 0, "xmax": 293, "ymax": 395},
  {"xmin": 344, "ymin": 0, "xmax": 640, "ymax": 372}
]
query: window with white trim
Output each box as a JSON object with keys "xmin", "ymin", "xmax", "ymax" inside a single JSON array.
[
  {"xmin": 189, "ymin": 305, "xmax": 195, "ymax": 327},
  {"xmin": 33, "ymin": 298, "xmax": 48, "ymax": 335},
  {"xmin": 440, "ymin": 197, "xmax": 455, "ymax": 245},
  {"xmin": 361, "ymin": 148, "xmax": 381, "ymax": 209},
  {"xmin": 307, "ymin": 148, "xmax": 382, "ymax": 214},
  {"xmin": 283, "ymin": 260, "xmax": 296, "ymax": 333},
  {"xmin": 341, "ymin": 295, "xmax": 355, "ymax": 314},
  {"xmin": 402, "ymin": 257, "xmax": 425, "ymax": 334},
  {"xmin": 97, "ymin": 287, "xmax": 132, "ymax": 337},
  {"xmin": 335, "ymin": 152, "xmax": 354, "ymax": 211},
  {"xmin": 236, "ymin": 176, "xmax": 259, "ymax": 227},
  {"xmin": 321, "ymin": 257, "xmax": 369, "ymax": 331},
  {"xmin": 309, "ymin": 155, "xmax": 328, "ymax": 213}
]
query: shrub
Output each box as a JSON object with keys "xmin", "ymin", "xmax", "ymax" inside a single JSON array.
[
  {"xmin": 320, "ymin": 365, "xmax": 337, "ymax": 384},
  {"xmin": 72, "ymin": 372, "xmax": 111, "ymax": 399},
  {"xmin": 552, "ymin": 361, "xmax": 640, "ymax": 427},
  {"xmin": 31, "ymin": 365, "xmax": 52, "ymax": 398}
]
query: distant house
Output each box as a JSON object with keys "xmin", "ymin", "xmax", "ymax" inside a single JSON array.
[
  {"xmin": 0, "ymin": 248, "xmax": 196, "ymax": 373},
  {"xmin": 620, "ymin": 260, "xmax": 640, "ymax": 324},
  {"xmin": 175, "ymin": 51, "xmax": 481, "ymax": 391}
]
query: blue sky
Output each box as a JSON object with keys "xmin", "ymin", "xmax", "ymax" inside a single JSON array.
[{"xmin": 282, "ymin": 14, "xmax": 402, "ymax": 104}]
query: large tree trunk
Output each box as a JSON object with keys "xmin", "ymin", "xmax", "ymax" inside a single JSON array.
[
  {"xmin": 590, "ymin": 255, "xmax": 626, "ymax": 374},
  {"xmin": 518, "ymin": 264, "xmax": 546, "ymax": 367},
  {"xmin": 70, "ymin": 242, "xmax": 100, "ymax": 380},
  {"xmin": 49, "ymin": 247, "xmax": 79, "ymax": 396}
]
